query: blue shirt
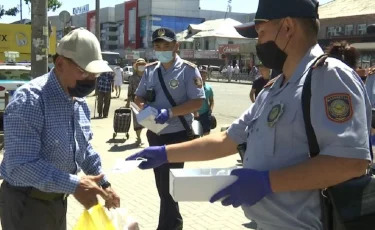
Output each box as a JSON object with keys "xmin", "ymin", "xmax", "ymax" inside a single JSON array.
[
  {"xmin": 0, "ymin": 71, "xmax": 107, "ymax": 194},
  {"xmin": 97, "ymin": 72, "xmax": 114, "ymax": 93},
  {"xmin": 365, "ymin": 74, "xmax": 375, "ymax": 108},
  {"xmin": 227, "ymin": 44, "xmax": 371, "ymax": 230},
  {"xmin": 136, "ymin": 55, "xmax": 205, "ymax": 134},
  {"xmin": 198, "ymin": 84, "xmax": 213, "ymax": 115}
]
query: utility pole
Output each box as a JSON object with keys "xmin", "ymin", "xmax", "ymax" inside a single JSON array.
[
  {"xmin": 31, "ymin": 0, "xmax": 48, "ymax": 78},
  {"xmin": 20, "ymin": 0, "xmax": 22, "ymax": 21},
  {"xmin": 95, "ymin": 0, "xmax": 100, "ymax": 43}
]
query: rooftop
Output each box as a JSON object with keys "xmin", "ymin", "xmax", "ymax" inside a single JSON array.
[{"xmin": 319, "ymin": 0, "xmax": 375, "ymax": 19}]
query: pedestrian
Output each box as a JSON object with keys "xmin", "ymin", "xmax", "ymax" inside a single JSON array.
[
  {"xmin": 133, "ymin": 27, "xmax": 205, "ymax": 230},
  {"xmin": 114, "ymin": 66, "xmax": 124, "ymax": 98},
  {"xmin": 227, "ymin": 64, "xmax": 233, "ymax": 82},
  {"xmin": 126, "ymin": 58, "xmax": 147, "ymax": 145},
  {"xmin": 127, "ymin": 0, "xmax": 372, "ymax": 229},
  {"xmin": 195, "ymin": 69, "xmax": 214, "ymax": 136},
  {"xmin": 250, "ymin": 62, "xmax": 270, "ymax": 103},
  {"xmin": 234, "ymin": 64, "xmax": 240, "ymax": 81},
  {"xmin": 48, "ymin": 54, "xmax": 55, "ymax": 71},
  {"xmin": 0, "ymin": 28, "xmax": 120, "ymax": 230},
  {"xmin": 97, "ymin": 70, "xmax": 114, "ymax": 118}
]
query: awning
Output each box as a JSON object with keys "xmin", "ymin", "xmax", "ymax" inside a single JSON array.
[{"xmin": 351, "ymin": 42, "xmax": 375, "ymax": 51}]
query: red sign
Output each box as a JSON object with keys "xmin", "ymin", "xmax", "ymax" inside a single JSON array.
[{"xmin": 219, "ymin": 44, "xmax": 240, "ymax": 54}]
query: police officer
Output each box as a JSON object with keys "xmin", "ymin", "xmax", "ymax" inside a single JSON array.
[
  {"xmin": 127, "ymin": 0, "xmax": 371, "ymax": 229},
  {"xmin": 133, "ymin": 27, "xmax": 205, "ymax": 230}
]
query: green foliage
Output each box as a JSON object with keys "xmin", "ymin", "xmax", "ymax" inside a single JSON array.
[{"xmin": 0, "ymin": 0, "xmax": 62, "ymax": 19}]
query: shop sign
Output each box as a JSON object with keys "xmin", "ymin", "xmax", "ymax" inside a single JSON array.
[{"xmin": 218, "ymin": 44, "xmax": 240, "ymax": 54}]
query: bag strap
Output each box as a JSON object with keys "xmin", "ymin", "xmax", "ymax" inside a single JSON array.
[
  {"xmin": 301, "ymin": 54, "xmax": 373, "ymax": 160},
  {"xmin": 157, "ymin": 68, "xmax": 193, "ymax": 135}
]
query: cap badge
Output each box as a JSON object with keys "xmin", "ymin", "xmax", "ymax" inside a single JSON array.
[{"xmin": 158, "ymin": 29, "xmax": 166, "ymax": 37}]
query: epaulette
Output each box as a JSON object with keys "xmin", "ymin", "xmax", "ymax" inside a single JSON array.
[
  {"xmin": 264, "ymin": 75, "xmax": 281, "ymax": 88},
  {"xmin": 182, "ymin": 60, "xmax": 197, "ymax": 68},
  {"xmin": 311, "ymin": 54, "xmax": 329, "ymax": 69},
  {"xmin": 146, "ymin": 61, "xmax": 159, "ymax": 67}
]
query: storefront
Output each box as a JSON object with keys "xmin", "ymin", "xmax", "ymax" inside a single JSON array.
[{"xmin": 0, "ymin": 24, "xmax": 57, "ymax": 62}]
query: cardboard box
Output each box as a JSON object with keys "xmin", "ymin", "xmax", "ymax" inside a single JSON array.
[
  {"xmin": 130, "ymin": 103, "xmax": 168, "ymax": 134},
  {"xmin": 169, "ymin": 168, "xmax": 238, "ymax": 202}
]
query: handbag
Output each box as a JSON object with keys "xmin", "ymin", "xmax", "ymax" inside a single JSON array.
[
  {"xmin": 157, "ymin": 68, "xmax": 195, "ymax": 140},
  {"xmin": 302, "ymin": 54, "xmax": 375, "ymax": 230}
]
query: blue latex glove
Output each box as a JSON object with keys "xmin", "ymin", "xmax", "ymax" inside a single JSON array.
[
  {"xmin": 210, "ymin": 169, "xmax": 272, "ymax": 208},
  {"xmin": 155, "ymin": 109, "xmax": 170, "ymax": 124},
  {"xmin": 125, "ymin": 146, "xmax": 168, "ymax": 169}
]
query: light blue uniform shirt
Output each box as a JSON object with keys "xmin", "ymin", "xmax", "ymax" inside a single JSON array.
[
  {"xmin": 136, "ymin": 55, "xmax": 205, "ymax": 134},
  {"xmin": 0, "ymin": 71, "xmax": 107, "ymax": 194},
  {"xmin": 227, "ymin": 44, "xmax": 372, "ymax": 230}
]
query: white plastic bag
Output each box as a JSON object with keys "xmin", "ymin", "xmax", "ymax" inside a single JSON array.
[{"xmin": 106, "ymin": 208, "xmax": 140, "ymax": 230}]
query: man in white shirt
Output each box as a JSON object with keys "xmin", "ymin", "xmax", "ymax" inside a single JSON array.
[{"xmin": 113, "ymin": 66, "xmax": 124, "ymax": 98}]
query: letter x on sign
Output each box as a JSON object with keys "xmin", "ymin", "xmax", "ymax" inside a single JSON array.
[{"xmin": 0, "ymin": 35, "xmax": 7, "ymax": 42}]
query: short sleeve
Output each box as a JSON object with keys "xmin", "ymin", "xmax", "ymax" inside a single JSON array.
[
  {"xmin": 186, "ymin": 67, "xmax": 205, "ymax": 100},
  {"xmin": 227, "ymin": 104, "xmax": 255, "ymax": 144},
  {"xmin": 252, "ymin": 78, "xmax": 261, "ymax": 91},
  {"xmin": 209, "ymin": 87, "xmax": 214, "ymax": 98},
  {"xmin": 310, "ymin": 60, "xmax": 371, "ymax": 161},
  {"xmin": 365, "ymin": 75, "xmax": 375, "ymax": 108},
  {"xmin": 135, "ymin": 70, "xmax": 148, "ymax": 98}
]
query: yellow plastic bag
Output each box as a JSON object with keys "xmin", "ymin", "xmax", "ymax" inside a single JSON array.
[{"xmin": 73, "ymin": 204, "xmax": 116, "ymax": 230}]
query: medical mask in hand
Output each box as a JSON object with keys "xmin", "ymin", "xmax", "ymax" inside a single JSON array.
[
  {"xmin": 155, "ymin": 51, "xmax": 174, "ymax": 63},
  {"xmin": 112, "ymin": 158, "xmax": 147, "ymax": 173}
]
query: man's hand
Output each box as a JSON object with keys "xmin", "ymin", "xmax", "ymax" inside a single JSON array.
[
  {"xmin": 74, "ymin": 174, "xmax": 109, "ymax": 210},
  {"xmin": 104, "ymin": 186, "xmax": 120, "ymax": 209},
  {"xmin": 155, "ymin": 109, "xmax": 170, "ymax": 124},
  {"xmin": 126, "ymin": 146, "xmax": 168, "ymax": 169},
  {"xmin": 210, "ymin": 169, "xmax": 272, "ymax": 208}
]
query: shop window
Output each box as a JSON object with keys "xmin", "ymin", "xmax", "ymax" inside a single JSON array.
[
  {"xmin": 327, "ymin": 26, "xmax": 335, "ymax": 37},
  {"xmin": 344, "ymin": 25, "xmax": 354, "ymax": 36},
  {"xmin": 357, "ymin": 24, "xmax": 367, "ymax": 35}
]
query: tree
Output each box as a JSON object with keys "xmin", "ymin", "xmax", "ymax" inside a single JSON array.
[{"xmin": 0, "ymin": 0, "xmax": 62, "ymax": 19}]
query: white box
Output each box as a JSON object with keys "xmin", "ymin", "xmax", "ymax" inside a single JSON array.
[
  {"xmin": 130, "ymin": 103, "xmax": 168, "ymax": 134},
  {"xmin": 169, "ymin": 168, "xmax": 238, "ymax": 202}
]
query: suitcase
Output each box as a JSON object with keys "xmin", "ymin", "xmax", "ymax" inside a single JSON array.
[{"xmin": 113, "ymin": 107, "xmax": 132, "ymax": 139}]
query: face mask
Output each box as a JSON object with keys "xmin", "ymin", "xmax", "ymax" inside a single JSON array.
[
  {"xmin": 137, "ymin": 66, "xmax": 146, "ymax": 72},
  {"xmin": 255, "ymin": 20, "xmax": 289, "ymax": 72},
  {"xmin": 155, "ymin": 51, "xmax": 174, "ymax": 63},
  {"xmin": 112, "ymin": 158, "xmax": 147, "ymax": 174},
  {"xmin": 68, "ymin": 79, "xmax": 96, "ymax": 98}
]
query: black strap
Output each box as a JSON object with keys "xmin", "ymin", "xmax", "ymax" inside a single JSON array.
[
  {"xmin": 157, "ymin": 68, "xmax": 193, "ymax": 136},
  {"xmin": 302, "ymin": 54, "xmax": 373, "ymax": 160}
]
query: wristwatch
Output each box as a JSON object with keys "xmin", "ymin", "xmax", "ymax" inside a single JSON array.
[{"xmin": 101, "ymin": 181, "xmax": 111, "ymax": 189}]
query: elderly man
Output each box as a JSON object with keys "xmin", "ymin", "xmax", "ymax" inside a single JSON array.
[{"xmin": 0, "ymin": 28, "xmax": 120, "ymax": 230}]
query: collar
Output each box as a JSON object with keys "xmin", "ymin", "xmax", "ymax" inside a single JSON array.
[{"xmin": 288, "ymin": 44, "xmax": 324, "ymax": 84}]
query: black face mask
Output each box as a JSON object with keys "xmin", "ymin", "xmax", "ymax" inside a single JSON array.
[
  {"xmin": 68, "ymin": 80, "xmax": 96, "ymax": 98},
  {"xmin": 255, "ymin": 20, "xmax": 289, "ymax": 72},
  {"xmin": 256, "ymin": 41, "xmax": 288, "ymax": 72}
]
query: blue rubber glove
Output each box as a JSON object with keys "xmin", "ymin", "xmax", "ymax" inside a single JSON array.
[
  {"xmin": 155, "ymin": 109, "xmax": 170, "ymax": 124},
  {"xmin": 125, "ymin": 146, "xmax": 168, "ymax": 169},
  {"xmin": 210, "ymin": 169, "xmax": 272, "ymax": 208}
]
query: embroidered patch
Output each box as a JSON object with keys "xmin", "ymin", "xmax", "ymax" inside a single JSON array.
[
  {"xmin": 194, "ymin": 77, "xmax": 203, "ymax": 88},
  {"xmin": 169, "ymin": 79, "xmax": 179, "ymax": 89},
  {"xmin": 324, "ymin": 93, "xmax": 353, "ymax": 123}
]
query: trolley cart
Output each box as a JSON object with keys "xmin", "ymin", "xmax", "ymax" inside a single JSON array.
[{"xmin": 113, "ymin": 107, "xmax": 132, "ymax": 140}]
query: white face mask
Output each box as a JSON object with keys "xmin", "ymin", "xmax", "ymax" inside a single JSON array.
[
  {"xmin": 111, "ymin": 158, "xmax": 147, "ymax": 174},
  {"xmin": 137, "ymin": 66, "xmax": 146, "ymax": 72}
]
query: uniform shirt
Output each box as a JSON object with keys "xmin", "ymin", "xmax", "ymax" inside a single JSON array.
[
  {"xmin": 365, "ymin": 74, "xmax": 375, "ymax": 107},
  {"xmin": 0, "ymin": 71, "xmax": 107, "ymax": 194},
  {"xmin": 252, "ymin": 77, "xmax": 269, "ymax": 99},
  {"xmin": 135, "ymin": 55, "xmax": 205, "ymax": 134},
  {"xmin": 97, "ymin": 72, "xmax": 114, "ymax": 93},
  {"xmin": 227, "ymin": 44, "xmax": 371, "ymax": 230},
  {"xmin": 198, "ymin": 84, "xmax": 213, "ymax": 115}
]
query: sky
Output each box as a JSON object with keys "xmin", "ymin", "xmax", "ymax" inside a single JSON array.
[{"xmin": 1, "ymin": 0, "xmax": 333, "ymax": 24}]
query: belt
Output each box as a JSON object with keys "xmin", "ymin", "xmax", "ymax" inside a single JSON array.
[{"xmin": 5, "ymin": 181, "xmax": 69, "ymax": 201}]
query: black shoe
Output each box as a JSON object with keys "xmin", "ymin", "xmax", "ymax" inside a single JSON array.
[{"xmin": 98, "ymin": 114, "xmax": 102, "ymax": 118}]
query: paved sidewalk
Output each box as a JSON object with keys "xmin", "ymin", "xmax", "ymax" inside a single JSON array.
[{"xmin": 64, "ymin": 95, "xmax": 255, "ymax": 229}]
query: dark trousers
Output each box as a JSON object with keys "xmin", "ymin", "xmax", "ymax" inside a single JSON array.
[
  {"xmin": 97, "ymin": 91, "xmax": 111, "ymax": 117},
  {"xmin": 0, "ymin": 181, "xmax": 67, "ymax": 230},
  {"xmin": 147, "ymin": 130, "xmax": 190, "ymax": 230}
]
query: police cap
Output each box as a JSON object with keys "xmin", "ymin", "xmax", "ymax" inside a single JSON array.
[
  {"xmin": 235, "ymin": 0, "xmax": 319, "ymax": 38},
  {"xmin": 152, "ymin": 27, "xmax": 177, "ymax": 42}
]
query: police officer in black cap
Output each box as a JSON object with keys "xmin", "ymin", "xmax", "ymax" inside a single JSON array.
[
  {"xmin": 133, "ymin": 27, "xmax": 205, "ymax": 230},
  {"xmin": 127, "ymin": 0, "xmax": 371, "ymax": 229}
]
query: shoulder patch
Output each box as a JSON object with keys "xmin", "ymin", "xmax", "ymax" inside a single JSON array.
[
  {"xmin": 182, "ymin": 60, "xmax": 197, "ymax": 68},
  {"xmin": 146, "ymin": 61, "xmax": 159, "ymax": 67},
  {"xmin": 194, "ymin": 77, "xmax": 203, "ymax": 88},
  {"xmin": 324, "ymin": 93, "xmax": 353, "ymax": 123},
  {"xmin": 264, "ymin": 75, "xmax": 281, "ymax": 88}
]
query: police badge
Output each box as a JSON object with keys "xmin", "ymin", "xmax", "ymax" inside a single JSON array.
[
  {"xmin": 169, "ymin": 79, "xmax": 179, "ymax": 89},
  {"xmin": 158, "ymin": 29, "xmax": 166, "ymax": 37},
  {"xmin": 267, "ymin": 104, "xmax": 284, "ymax": 127}
]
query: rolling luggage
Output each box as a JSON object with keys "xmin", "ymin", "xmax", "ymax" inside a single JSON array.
[{"xmin": 113, "ymin": 107, "xmax": 131, "ymax": 139}]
